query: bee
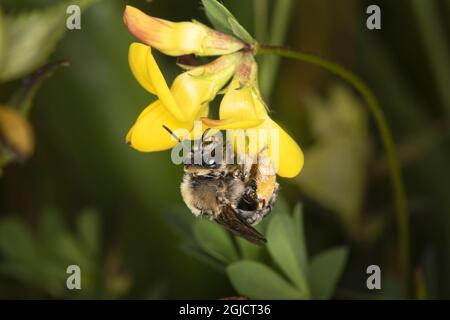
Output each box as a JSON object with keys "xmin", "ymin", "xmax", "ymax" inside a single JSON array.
[{"xmin": 168, "ymin": 127, "xmax": 279, "ymax": 245}]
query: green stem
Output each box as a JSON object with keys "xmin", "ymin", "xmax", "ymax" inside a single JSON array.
[
  {"xmin": 257, "ymin": 45, "xmax": 411, "ymax": 293},
  {"xmin": 253, "ymin": 0, "xmax": 268, "ymax": 43},
  {"xmin": 411, "ymin": 0, "xmax": 450, "ymax": 118},
  {"xmin": 259, "ymin": 0, "xmax": 294, "ymax": 101}
]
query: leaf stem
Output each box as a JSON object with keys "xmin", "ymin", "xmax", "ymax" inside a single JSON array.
[
  {"xmin": 257, "ymin": 44, "xmax": 411, "ymax": 293},
  {"xmin": 253, "ymin": 0, "xmax": 268, "ymax": 43},
  {"xmin": 259, "ymin": 0, "xmax": 294, "ymax": 101},
  {"xmin": 410, "ymin": 0, "xmax": 450, "ymax": 118}
]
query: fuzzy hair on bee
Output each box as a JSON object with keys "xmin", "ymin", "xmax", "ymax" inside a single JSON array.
[{"xmin": 176, "ymin": 129, "xmax": 279, "ymax": 245}]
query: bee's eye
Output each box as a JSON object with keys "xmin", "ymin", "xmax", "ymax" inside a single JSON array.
[{"xmin": 203, "ymin": 155, "xmax": 220, "ymax": 168}]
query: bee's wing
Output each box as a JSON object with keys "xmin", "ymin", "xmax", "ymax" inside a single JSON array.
[{"xmin": 216, "ymin": 205, "xmax": 266, "ymax": 245}]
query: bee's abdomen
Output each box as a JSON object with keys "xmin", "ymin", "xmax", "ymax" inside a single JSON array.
[{"xmin": 180, "ymin": 173, "xmax": 223, "ymax": 218}]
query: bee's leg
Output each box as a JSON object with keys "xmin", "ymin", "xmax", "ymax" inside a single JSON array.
[
  {"xmin": 268, "ymin": 183, "xmax": 280, "ymax": 207},
  {"xmin": 245, "ymin": 204, "xmax": 272, "ymax": 225},
  {"xmin": 238, "ymin": 209, "xmax": 257, "ymax": 221},
  {"xmin": 216, "ymin": 191, "xmax": 231, "ymax": 208},
  {"xmin": 242, "ymin": 183, "xmax": 279, "ymax": 225},
  {"xmin": 238, "ymin": 208, "xmax": 265, "ymax": 225},
  {"xmin": 241, "ymin": 154, "xmax": 254, "ymax": 180},
  {"xmin": 200, "ymin": 209, "xmax": 215, "ymax": 220}
]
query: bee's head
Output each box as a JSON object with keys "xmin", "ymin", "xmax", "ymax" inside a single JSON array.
[
  {"xmin": 183, "ymin": 129, "xmax": 225, "ymax": 173},
  {"xmin": 161, "ymin": 125, "xmax": 227, "ymax": 175}
]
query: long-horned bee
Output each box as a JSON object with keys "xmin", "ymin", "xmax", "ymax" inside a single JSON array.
[{"xmin": 166, "ymin": 127, "xmax": 279, "ymax": 245}]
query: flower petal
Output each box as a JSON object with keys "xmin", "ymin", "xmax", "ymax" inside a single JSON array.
[
  {"xmin": 129, "ymin": 43, "xmax": 157, "ymax": 94},
  {"xmin": 126, "ymin": 100, "xmax": 192, "ymax": 152},
  {"xmin": 219, "ymin": 86, "xmax": 260, "ymax": 121},
  {"xmin": 201, "ymin": 117, "xmax": 265, "ymax": 129},
  {"xmin": 144, "ymin": 48, "xmax": 187, "ymax": 122},
  {"xmin": 264, "ymin": 119, "xmax": 304, "ymax": 178},
  {"xmin": 170, "ymin": 53, "xmax": 241, "ymax": 121},
  {"xmin": 124, "ymin": 6, "xmax": 244, "ymax": 56},
  {"xmin": 128, "ymin": 43, "xmax": 187, "ymax": 122},
  {"xmin": 170, "ymin": 73, "xmax": 214, "ymax": 121}
]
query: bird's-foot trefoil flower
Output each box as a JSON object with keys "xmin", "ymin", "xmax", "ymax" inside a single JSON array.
[
  {"xmin": 124, "ymin": 6, "xmax": 245, "ymax": 57},
  {"xmin": 125, "ymin": 42, "xmax": 243, "ymax": 152},
  {"xmin": 123, "ymin": 5, "xmax": 304, "ymax": 178},
  {"xmin": 201, "ymin": 53, "xmax": 304, "ymax": 178}
]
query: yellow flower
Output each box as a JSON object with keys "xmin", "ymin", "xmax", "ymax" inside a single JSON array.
[
  {"xmin": 124, "ymin": 6, "xmax": 245, "ymax": 57},
  {"xmin": 0, "ymin": 106, "xmax": 34, "ymax": 160},
  {"xmin": 126, "ymin": 42, "xmax": 243, "ymax": 152},
  {"xmin": 202, "ymin": 54, "xmax": 304, "ymax": 178}
]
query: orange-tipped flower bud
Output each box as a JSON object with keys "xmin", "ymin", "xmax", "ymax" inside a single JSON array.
[{"xmin": 124, "ymin": 6, "xmax": 245, "ymax": 57}]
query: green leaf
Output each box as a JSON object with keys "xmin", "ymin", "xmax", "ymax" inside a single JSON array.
[
  {"xmin": 292, "ymin": 203, "xmax": 308, "ymax": 270},
  {"xmin": 266, "ymin": 213, "xmax": 309, "ymax": 294},
  {"xmin": 77, "ymin": 208, "xmax": 100, "ymax": 258},
  {"xmin": 0, "ymin": 260, "xmax": 41, "ymax": 286},
  {"xmin": 0, "ymin": 215, "xmax": 70, "ymax": 296},
  {"xmin": 296, "ymin": 85, "xmax": 372, "ymax": 237},
  {"xmin": 201, "ymin": 0, "xmax": 255, "ymax": 43},
  {"xmin": 193, "ymin": 219, "xmax": 239, "ymax": 264},
  {"xmin": 181, "ymin": 242, "xmax": 225, "ymax": 273},
  {"xmin": 236, "ymin": 236, "xmax": 262, "ymax": 260},
  {"xmin": 0, "ymin": 218, "xmax": 38, "ymax": 265},
  {"xmin": 164, "ymin": 207, "xmax": 196, "ymax": 241},
  {"xmin": 227, "ymin": 17, "xmax": 254, "ymax": 44},
  {"xmin": 59, "ymin": 232, "xmax": 92, "ymax": 270},
  {"xmin": 308, "ymin": 246, "xmax": 349, "ymax": 299},
  {"xmin": 38, "ymin": 208, "xmax": 66, "ymax": 261},
  {"xmin": 8, "ymin": 60, "xmax": 69, "ymax": 115},
  {"xmin": 201, "ymin": 0, "xmax": 230, "ymax": 33},
  {"xmin": 0, "ymin": 0, "xmax": 97, "ymax": 82},
  {"xmin": 0, "ymin": 8, "xmax": 6, "ymax": 69},
  {"xmin": 272, "ymin": 196, "xmax": 290, "ymax": 215},
  {"xmin": 227, "ymin": 261, "xmax": 305, "ymax": 299}
]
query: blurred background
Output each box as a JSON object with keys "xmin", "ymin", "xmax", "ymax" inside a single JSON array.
[{"xmin": 0, "ymin": 0, "xmax": 449, "ymax": 299}]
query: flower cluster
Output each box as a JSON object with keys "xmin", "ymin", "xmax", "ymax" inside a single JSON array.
[{"xmin": 124, "ymin": 6, "xmax": 303, "ymax": 178}]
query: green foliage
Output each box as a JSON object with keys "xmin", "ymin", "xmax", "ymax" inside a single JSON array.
[
  {"xmin": 0, "ymin": 0, "xmax": 99, "ymax": 173},
  {"xmin": 0, "ymin": 208, "xmax": 131, "ymax": 298},
  {"xmin": 308, "ymin": 247, "xmax": 348, "ymax": 300},
  {"xmin": 201, "ymin": 0, "xmax": 255, "ymax": 44},
  {"xmin": 0, "ymin": 0, "xmax": 448, "ymax": 300},
  {"xmin": 296, "ymin": 85, "xmax": 385, "ymax": 241},
  {"xmin": 298, "ymin": 85, "xmax": 371, "ymax": 219},
  {"xmin": 266, "ymin": 211, "xmax": 309, "ymax": 294},
  {"xmin": 227, "ymin": 261, "xmax": 304, "ymax": 300},
  {"xmin": 235, "ymin": 236, "xmax": 262, "ymax": 260},
  {"xmin": 193, "ymin": 219, "xmax": 239, "ymax": 264},
  {"xmin": 258, "ymin": 0, "xmax": 294, "ymax": 100},
  {"xmin": 0, "ymin": 0, "xmax": 98, "ymax": 82},
  {"xmin": 8, "ymin": 61, "xmax": 69, "ymax": 115},
  {"xmin": 0, "ymin": 8, "xmax": 6, "ymax": 70},
  {"xmin": 168, "ymin": 200, "xmax": 349, "ymax": 299}
]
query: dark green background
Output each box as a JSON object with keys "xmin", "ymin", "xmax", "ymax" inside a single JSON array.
[{"xmin": 1, "ymin": 0, "xmax": 449, "ymax": 299}]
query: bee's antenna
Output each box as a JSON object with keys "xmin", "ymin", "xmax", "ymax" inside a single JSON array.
[
  {"xmin": 201, "ymin": 128, "xmax": 212, "ymax": 141},
  {"xmin": 162, "ymin": 125, "xmax": 181, "ymax": 143}
]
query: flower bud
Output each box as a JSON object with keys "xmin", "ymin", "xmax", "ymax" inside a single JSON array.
[
  {"xmin": 0, "ymin": 106, "xmax": 34, "ymax": 161},
  {"xmin": 124, "ymin": 6, "xmax": 245, "ymax": 57}
]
